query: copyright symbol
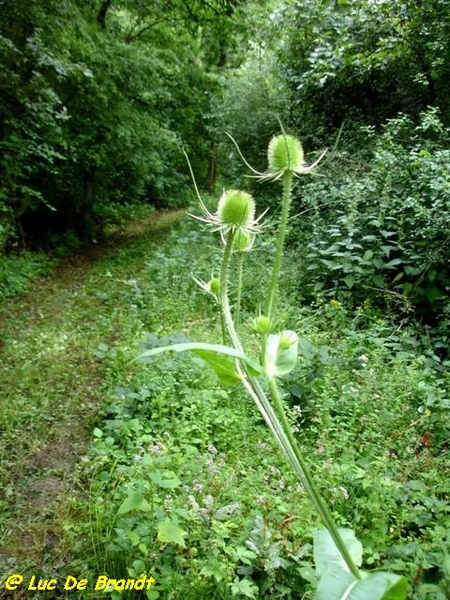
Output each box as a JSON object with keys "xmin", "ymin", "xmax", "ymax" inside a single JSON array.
[{"xmin": 5, "ymin": 574, "xmax": 23, "ymax": 590}]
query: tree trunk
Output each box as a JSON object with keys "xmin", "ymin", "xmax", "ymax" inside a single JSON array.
[{"xmin": 97, "ymin": 0, "xmax": 112, "ymax": 29}]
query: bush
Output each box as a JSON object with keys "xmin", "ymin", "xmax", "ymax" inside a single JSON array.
[{"xmin": 293, "ymin": 108, "xmax": 450, "ymax": 336}]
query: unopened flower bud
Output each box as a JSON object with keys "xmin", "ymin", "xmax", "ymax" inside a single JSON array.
[
  {"xmin": 279, "ymin": 331, "xmax": 296, "ymax": 350},
  {"xmin": 232, "ymin": 230, "xmax": 255, "ymax": 253}
]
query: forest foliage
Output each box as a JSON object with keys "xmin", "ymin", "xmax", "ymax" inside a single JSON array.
[{"xmin": 0, "ymin": 0, "xmax": 241, "ymax": 249}]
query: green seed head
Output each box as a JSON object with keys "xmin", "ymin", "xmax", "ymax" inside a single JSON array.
[
  {"xmin": 268, "ymin": 134, "xmax": 304, "ymax": 174},
  {"xmin": 217, "ymin": 190, "xmax": 255, "ymax": 230},
  {"xmin": 279, "ymin": 331, "xmax": 296, "ymax": 350},
  {"xmin": 254, "ymin": 314, "xmax": 271, "ymax": 334},
  {"xmin": 209, "ymin": 277, "xmax": 220, "ymax": 295},
  {"xmin": 232, "ymin": 230, "xmax": 254, "ymax": 253}
]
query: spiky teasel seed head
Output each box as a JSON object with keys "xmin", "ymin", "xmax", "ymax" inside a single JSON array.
[
  {"xmin": 218, "ymin": 190, "xmax": 255, "ymax": 231},
  {"xmin": 254, "ymin": 314, "xmax": 271, "ymax": 334},
  {"xmin": 209, "ymin": 277, "xmax": 220, "ymax": 295},
  {"xmin": 224, "ymin": 130, "xmax": 327, "ymax": 182},
  {"xmin": 268, "ymin": 134, "xmax": 304, "ymax": 175},
  {"xmin": 279, "ymin": 330, "xmax": 296, "ymax": 350},
  {"xmin": 189, "ymin": 183, "xmax": 266, "ymax": 245}
]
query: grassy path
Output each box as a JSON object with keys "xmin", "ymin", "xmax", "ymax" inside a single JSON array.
[{"xmin": 0, "ymin": 210, "xmax": 184, "ymax": 574}]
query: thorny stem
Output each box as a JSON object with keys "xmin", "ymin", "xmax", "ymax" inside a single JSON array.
[
  {"xmin": 219, "ymin": 231, "xmax": 243, "ymax": 353},
  {"xmin": 235, "ymin": 252, "xmax": 244, "ymax": 327},
  {"xmin": 267, "ymin": 377, "xmax": 361, "ymax": 580},
  {"xmin": 265, "ymin": 171, "xmax": 293, "ymax": 321},
  {"xmin": 219, "ymin": 308, "xmax": 227, "ymax": 345}
]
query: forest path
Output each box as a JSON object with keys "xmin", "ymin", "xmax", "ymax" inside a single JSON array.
[{"xmin": 0, "ymin": 209, "xmax": 184, "ymax": 577}]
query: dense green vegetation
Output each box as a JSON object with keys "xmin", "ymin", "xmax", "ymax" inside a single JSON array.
[{"xmin": 1, "ymin": 0, "xmax": 450, "ymax": 598}]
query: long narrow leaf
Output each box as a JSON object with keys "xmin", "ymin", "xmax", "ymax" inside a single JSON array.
[{"xmin": 137, "ymin": 342, "xmax": 264, "ymax": 385}]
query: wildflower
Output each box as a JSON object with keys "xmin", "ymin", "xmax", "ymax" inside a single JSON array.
[
  {"xmin": 268, "ymin": 465, "xmax": 281, "ymax": 476},
  {"xmin": 192, "ymin": 274, "xmax": 220, "ymax": 299},
  {"xmin": 214, "ymin": 502, "xmax": 241, "ymax": 520},
  {"xmin": 193, "ymin": 481, "xmax": 203, "ymax": 494},
  {"xmin": 227, "ymin": 131, "xmax": 327, "ymax": 182},
  {"xmin": 188, "ymin": 495, "xmax": 199, "ymax": 511},
  {"xmin": 254, "ymin": 314, "xmax": 271, "ymax": 334},
  {"xmin": 147, "ymin": 442, "xmax": 164, "ymax": 455},
  {"xmin": 359, "ymin": 354, "xmax": 369, "ymax": 367},
  {"xmin": 340, "ymin": 486, "xmax": 349, "ymax": 500},
  {"xmin": 192, "ymin": 189, "xmax": 265, "ymax": 246},
  {"xmin": 203, "ymin": 495, "xmax": 214, "ymax": 511}
]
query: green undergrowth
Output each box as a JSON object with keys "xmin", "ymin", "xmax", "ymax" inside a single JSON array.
[
  {"xmin": 1, "ymin": 208, "xmax": 448, "ymax": 598},
  {"xmin": 59, "ymin": 214, "xmax": 450, "ymax": 599},
  {"xmin": 0, "ymin": 251, "xmax": 59, "ymax": 303}
]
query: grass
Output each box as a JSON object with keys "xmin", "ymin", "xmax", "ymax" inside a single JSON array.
[
  {"xmin": 0, "ymin": 209, "xmax": 185, "ymax": 573},
  {"xmin": 0, "ymin": 207, "xmax": 449, "ymax": 599}
]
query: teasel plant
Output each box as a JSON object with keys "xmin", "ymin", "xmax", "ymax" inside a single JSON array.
[{"xmin": 138, "ymin": 129, "xmax": 408, "ymax": 600}]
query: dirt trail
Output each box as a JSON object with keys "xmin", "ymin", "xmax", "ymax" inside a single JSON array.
[{"xmin": 0, "ymin": 210, "xmax": 184, "ymax": 582}]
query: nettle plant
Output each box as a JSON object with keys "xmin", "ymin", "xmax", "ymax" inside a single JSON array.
[{"xmin": 140, "ymin": 130, "xmax": 408, "ymax": 599}]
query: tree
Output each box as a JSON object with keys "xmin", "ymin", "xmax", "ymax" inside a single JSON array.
[{"xmin": 0, "ymin": 0, "xmax": 244, "ymax": 247}]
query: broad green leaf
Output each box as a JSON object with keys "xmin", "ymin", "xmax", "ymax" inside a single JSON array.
[
  {"xmin": 137, "ymin": 342, "xmax": 264, "ymax": 384},
  {"xmin": 315, "ymin": 568, "xmax": 408, "ymax": 600},
  {"xmin": 314, "ymin": 566, "xmax": 356, "ymax": 600},
  {"xmin": 117, "ymin": 492, "xmax": 151, "ymax": 515},
  {"xmin": 348, "ymin": 572, "xmax": 407, "ymax": 599},
  {"xmin": 193, "ymin": 349, "xmax": 241, "ymax": 385},
  {"xmin": 200, "ymin": 560, "xmax": 227, "ymax": 582},
  {"xmin": 149, "ymin": 470, "xmax": 181, "ymax": 489},
  {"xmin": 265, "ymin": 330, "xmax": 298, "ymax": 377},
  {"xmin": 314, "ymin": 528, "xmax": 363, "ymax": 576},
  {"xmin": 157, "ymin": 519, "xmax": 187, "ymax": 547},
  {"xmin": 229, "ymin": 577, "xmax": 258, "ymax": 598},
  {"xmin": 344, "ymin": 275, "xmax": 355, "ymax": 289}
]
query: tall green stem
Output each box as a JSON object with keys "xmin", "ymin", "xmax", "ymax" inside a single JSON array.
[
  {"xmin": 219, "ymin": 309, "xmax": 227, "ymax": 345},
  {"xmin": 265, "ymin": 171, "xmax": 293, "ymax": 321},
  {"xmin": 219, "ymin": 231, "xmax": 243, "ymax": 352},
  {"xmin": 267, "ymin": 377, "xmax": 361, "ymax": 580},
  {"xmin": 235, "ymin": 252, "xmax": 244, "ymax": 327}
]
